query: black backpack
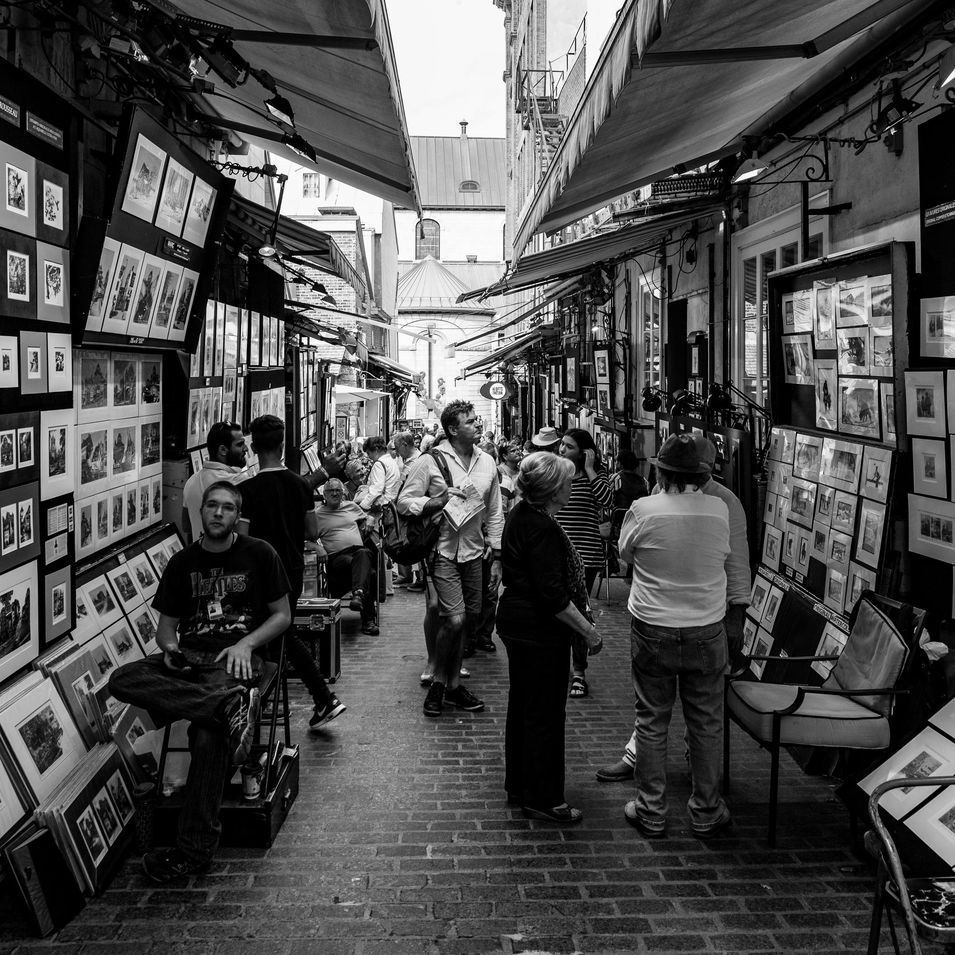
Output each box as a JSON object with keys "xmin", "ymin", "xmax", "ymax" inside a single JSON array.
[{"xmin": 380, "ymin": 449, "xmax": 454, "ymax": 565}]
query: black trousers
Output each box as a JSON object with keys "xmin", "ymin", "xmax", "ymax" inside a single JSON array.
[
  {"xmin": 327, "ymin": 545, "xmax": 376, "ymax": 622},
  {"xmin": 571, "ymin": 566, "xmax": 600, "ymax": 674},
  {"xmin": 501, "ymin": 634, "xmax": 570, "ymax": 809}
]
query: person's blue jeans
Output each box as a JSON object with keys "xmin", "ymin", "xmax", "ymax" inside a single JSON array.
[
  {"xmin": 109, "ymin": 653, "xmax": 261, "ymax": 864},
  {"xmin": 630, "ymin": 617, "xmax": 729, "ymax": 833}
]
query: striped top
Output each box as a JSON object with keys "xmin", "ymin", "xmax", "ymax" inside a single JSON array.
[{"xmin": 555, "ymin": 469, "xmax": 613, "ymax": 568}]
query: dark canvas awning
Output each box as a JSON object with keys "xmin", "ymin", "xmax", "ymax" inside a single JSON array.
[
  {"xmin": 170, "ymin": 0, "xmax": 420, "ymax": 211},
  {"xmin": 230, "ymin": 194, "xmax": 369, "ymax": 301},
  {"xmin": 515, "ymin": 0, "xmax": 934, "ymax": 255},
  {"xmin": 367, "ymin": 351, "xmax": 416, "ymax": 384},
  {"xmin": 461, "ymin": 329, "xmax": 557, "ymax": 379}
]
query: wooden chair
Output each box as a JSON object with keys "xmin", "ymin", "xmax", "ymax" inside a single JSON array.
[
  {"xmin": 866, "ymin": 776, "xmax": 955, "ymax": 954},
  {"xmin": 724, "ymin": 593, "xmax": 918, "ymax": 847}
]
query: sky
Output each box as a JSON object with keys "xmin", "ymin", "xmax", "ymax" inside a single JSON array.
[{"xmin": 386, "ymin": 0, "xmax": 507, "ymax": 138}]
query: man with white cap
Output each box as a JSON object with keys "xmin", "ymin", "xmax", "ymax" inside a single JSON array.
[
  {"xmin": 613, "ymin": 433, "xmax": 736, "ymax": 840},
  {"xmin": 596, "ymin": 433, "xmax": 751, "ymax": 784}
]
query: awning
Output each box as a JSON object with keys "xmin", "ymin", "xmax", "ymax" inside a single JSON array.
[
  {"xmin": 172, "ymin": 0, "xmax": 420, "ymax": 212},
  {"xmin": 334, "ymin": 386, "xmax": 389, "ymax": 402},
  {"xmin": 367, "ymin": 352, "xmax": 416, "ymax": 384},
  {"xmin": 230, "ymin": 195, "xmax": 369, "ymax": 301},
  {"xmin": 461, "ymin": 329, "xmax": 557, "ymax": 379},
  {"xmin": 453, "ymin": 277, "xmax": 583, "ymax": 348},
  {"xmin": 514, "ymin": 0, "xmax": 933, "ymax": 255},
  {"xmin": 490, "ymin": 208, "xmax": 715, "ymax": 297}
]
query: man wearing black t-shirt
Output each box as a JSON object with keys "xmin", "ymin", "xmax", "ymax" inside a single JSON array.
[
  {"xmin": 109, "ymin": 481, "xmax": 291, "ymax": 883},
  {"xmin": 239, "ymin": 415, "xmax": 346, "ymax": 729}
]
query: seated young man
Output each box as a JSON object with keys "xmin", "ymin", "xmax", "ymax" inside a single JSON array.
[
  {"xmin": 315, "ymin": 478, "xmax": 379, "ymax": 635},
  {"xmin": 109, "ymin": 481, "xmax": 291, "ymax": 883}
]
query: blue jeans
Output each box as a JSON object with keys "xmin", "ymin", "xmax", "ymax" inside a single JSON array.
[
  {"xmin": 109, "ymin": 653, "xmax": 261, "ymax": 864},
  {"xmin": 630, "ymin": 617, "xmax": 729, "ymax": 832}
]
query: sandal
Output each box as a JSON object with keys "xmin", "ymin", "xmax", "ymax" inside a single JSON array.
[
  {"xmin": 569, "ymin": 676, "xmax": 588, "ymax": 698},
  {"xmin": 523, "ymin": 803, "xmax": 583, "ymax": 824}
]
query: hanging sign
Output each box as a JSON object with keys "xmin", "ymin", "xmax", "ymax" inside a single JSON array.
[{"xmin": 480, "ymin": 381, "xmax": 508, "ymax": 401}]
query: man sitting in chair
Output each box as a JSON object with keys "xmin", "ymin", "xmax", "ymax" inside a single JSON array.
[
  {"xmin": 109, "ymin": 481, "xmax": 291, "ymax": 883},
  {"xmin": 315, "ymin": 478, "xmax": 379, "ymax": 636}
]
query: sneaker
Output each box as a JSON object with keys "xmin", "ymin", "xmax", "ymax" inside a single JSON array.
[
  {"xmin": 691, "ymin": 813, "xmax": 733, "ymax": 840},
  {"xmin": 361, "ymin": 621, "xmax": 380, "ymax": 636},
  {"xmin": 309, "ymin": 697, "xmax": 346, "ymax": 728},
  {"xmin": 407, "ymin": 581, "xmax": 426, "ymax": 593},
  {"xmin": 459, "ymin": 666, "xmax": 470, "ymax": 679},
  {"xmin": 349, "ymin": 590, "xmax": 364, "ymax": 612},
  {"xmin": 142, "ymin": 847, "xmax": 211, "ymax": 884},
  {"xmin": 423, "ymin": 681, "xmax": 445, "ymax": 717},
  {"xmin": 223, "ymin": 687, "xmax": 259, "ymax": 766},
  {"xmin": 595, "ymin": 758, "xmax": 635, "ymax": 782},
  {"xmin": 444, "ymin": 684, "xmax": 484, "ymax": 712},
  {"xmin": 623, "ymin": 800, "xmax": 666, "ymax": 839},
  {"xmin": 477, "ymin": 638, "xmax": 496, "ymax": 653}
]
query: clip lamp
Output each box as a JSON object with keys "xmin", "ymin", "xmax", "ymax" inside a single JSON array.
[
  {"xmin": 265, "ymin": 94, "xmax": 295, "ymax": 127},
  {"xmin": 938, "ymin": 46, "xmax": 955, "ymax": 92},
  {"xmin": 732, "ymin": 156, "xmax": 769, "ymax": 184},
  {"xmin": 641, "ymin": 386, "xmax": 663, "ymax": 412}
]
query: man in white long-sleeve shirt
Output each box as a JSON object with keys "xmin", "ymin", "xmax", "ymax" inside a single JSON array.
[
  {"xmin": 615, "ymin": 433, "xmax": 733, "ymax": 840},
  {"xmin": 397, "ymin": 400, "xmax": 504, "ymax": 718},
  {"xmin": 597, "ymin": 434, "xmax": 751, "ymax": 783},
  {"xmin": 359, "ymin": 435, "xmax": 402, "ymax": 514}
]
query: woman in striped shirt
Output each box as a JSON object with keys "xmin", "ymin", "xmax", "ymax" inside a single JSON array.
[{"xmin": 556, "ymin": 429, "xmax": 614, "ymax": 698}]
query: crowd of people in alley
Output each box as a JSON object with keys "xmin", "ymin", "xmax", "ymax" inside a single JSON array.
[{"xmin": 108, "ymin": 398, "xmax": 750, "ymax": 882}]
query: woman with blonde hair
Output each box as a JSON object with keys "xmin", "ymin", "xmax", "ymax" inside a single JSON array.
[{"xmin": 496, "ymin": 452, "xmax": 603, "ymax": 824}]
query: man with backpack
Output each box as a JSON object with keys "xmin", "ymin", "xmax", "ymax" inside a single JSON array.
[{"xmin": 397, "ymin": 400, "xmax": 504, "ymax": 717}]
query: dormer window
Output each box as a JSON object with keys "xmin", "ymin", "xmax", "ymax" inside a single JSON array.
[{"xmin": 459, "ymin": 180, "xmax": 480, "ymax": 193}]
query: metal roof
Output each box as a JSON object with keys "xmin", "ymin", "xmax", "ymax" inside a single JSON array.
[
  {"xmin": 396, "ymin": 256, "xmax": 495, "ymax": 313},
  {"xmin": 410, "ymin": 134, "xmax": 505, "ymax": 209}
]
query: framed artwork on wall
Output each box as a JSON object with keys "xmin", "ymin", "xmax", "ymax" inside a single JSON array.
[
  {"xmin": 906, "ymin": 370, "xmax": 946, "ymax": 438},
  {"xmin": 838, "ymin": 378, "xmax": 880, "ymax": 440},
  {"xmin": 86, "ymin": 237, "xmax": 120, "ymax": 333},
  {"xmin": 855, "ymin": 499, "xmax": 886, "ymax": 569},
  {"xmin": 100, "ymin": 244, "xmax": 145, "ymax": 336},
  {"xmin": 819, "ymin": 436, "xmax": 862, "ymax": 493},
  {"xmin": 0, "ymin": 559, "xmax": 40, "ymax": 684},
  {"xmin": 120, "ymin": 134, "xmax": 166, "ymax": 223},
  {"xmin": 920, "ymin": 296, "xmax": 955, "ymax": 360},
  {"xmin": 0, "ymin": 144, "xmax": 36, "ymax": 236},
  {"xmin": 908, "ymin": 494, "xmax": 955, "ymax": 565},
  {"xmin": 148, "ymin": 263, "xmax": 181, "ymax": 340},
  {"xmin": 860, "ymin": 445, "xmax": 892, "ymax": 503},
  {"xmin": 912, "ymin": 438, "xmax": 948, "ymax": 499},
  {"xmin": 39, "ymin": 409, "xmax": 75, "ymax": 501},
  {"xmin": 46, "ymin": 332, "xmax": 71, "ymax": 393},
  {"xmin": 35, "ymin": 240, "xmax": 69, "ymax": 325},
  {"xmin": 44, "ymin": 564, "xmax": 72, "ymax": 642},
  {"xmin": 35, "ymin": 160, "xmax": 69, "ymax": 246},
  {"xmin": 562, "ymin": 347, "xmax": 579, "ymax": 400}
]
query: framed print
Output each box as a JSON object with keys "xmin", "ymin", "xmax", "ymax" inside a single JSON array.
[
  {"xmin": 838, "ymin": 377, "xmax": 880, "ymax": 440},
  {"xmin": 150, "ymin": 475, "xmax": 162, "ymax": 520},
  {"xmin": 139, "ymin": 417, "xmax": 161, "ymax": 478},
  {"xmin": 77, "ymin": 350, "xmax": 109, "ymax": 422},
  {"xmin": 0, "ymin": 149, "xmax": 35, "ymax": 235},
  {"xmin": 17, "ymin": 427, "xmax": 33, "ymax": 468},
  {"xmin": 105, "ymin": 564, "xmax": 142, "ymax": 613},
  {"xmin": 909, "ymin": 494, "xmax": 955, "ymax": 564},
  {"xmin": 120, "ymin": 134, "xmax": 166, "ymax": 222},
  {"xmin": 813, "ymin": 281, "xmax": 836, "ymax": 345},
  {"xmin": 182, "ymin": 178, "xmax": 216, "ymax": 247},
  {"xmin": 40, "ymin": 409, "xmax": 75, "ymax": 501},
  {"xmin": 778, "ymin": 428, "xmax": 796, "ymax": 465},
  {"xmin": 793, "ymin": 433, "xmax": 823, "ymax": 480},
  {"xmin": 855, "ymin": 499, "xmax": 886, "ymax": 569},
  {"xmin": 77, "ymin": 424, "xmax": 110, "ymax": 497},
  {"xmin": 76, "ymin": 498, "xmax": 94, "ymax": 559},
  {"xmin": 819, "ymin": 436, "xmax": 862, "ymax": 493},
  {"xmin": 110, "ymin": 489, "xmax": 124, "ymax": 537},
  {"xmin": 128, "ymin": 252, "xmax": 163, "ymax": 334},
  {"xmin": 125, "ymin": 484, "xmax": 139, "ymax": 532},
  {"xmin": 837, "ymin": 328, "xmax": 868, "ymax": 376},
  {"xmin": 776, "ymin": 463, "xmax": 793, "ymax": 499},
  {"xmin": 44, "ymin": 565, "xmax": 72, "ymax": 641},
  {"xmin": 128, "ymin": 603, "xmax": 159, "ymax": 656},
  {"xmin": 17, "ymin": 497, "xmax": 34, "ymax": 550},
  {"xmin": 18, "ymin": 331, "xmax": 46, "ymax": 395},
  {"xmin": 248, "ymin": 310, "xmax": 261, "ymax": 366},
  {"xmin": 0, "ymin": 560, "xmax": 40, "ymax": 684},
  {"xmin": 168, "ymin": 268, "xmax": 198, "ymax": 342},
  {"xmin": 224, "ymin": 305, "xmax": 239, "ymax": 372},
  {"xmin": 742, "ymin": 615, "xmax": 759, "ymax": 655},
  {"xmin": 750, "ymin": 628, "xmax": 773, "ymax": 680},
  {"xmin": 97, "ymin": 493, "xmax": 111, "ymax": 548},
  {"xmin": 920, "ymin": 296, "xmax": 955, "ymax": 359},
  {"xmin": 111, "ymin": 353, "xmax": 139, "ymax": 417},
  {"xmin": 596, "ymin": 385, "xmax": 613, "ymax": 417},
  {"xmin": 562, "ymin": 349, "xmax": 579, "ymax": 400},
  {"xmin": 0, "ymin": 431, "xmax": 13, "ymax": 473},
  {"xmin": 824, "ymin": 566, "xmax": 847, "ymax": 614},
  {"xmin": 104, "ymin": 620, "xmax": 143, "ymax": 669},
  {"xmin": 0, "ymin": 335, "xmax": 18, "ymax": 389},
  {"xmin": 137, "ymin": 480, "xmax": 151, "ymax": 524},
  {"xmin": 788, "ymin": 477, "xmax": 817, "ymax": 528},
  {"xmin": 110, "ymin": 423, "xmax": 138, "ymax": 482},
  {"xmin": 814, "ymin": 359, "xmax": 837, "ymax": 431},
  {"xmin": 868, "ymin": 275, "xmax": 893, "ymax": 328},
  {"xmin": 101, "ymin": 244, "xmax": 145, "ymax": 336},
  {"xmin": 593, "ymin": 346, "xmax": 610, "ymax": 386},
  {"xmin": 86, "ymin": 237, "xmax": 120, "ymax": 332},
  {"xmin": 154, "ymin": 157, "xmax": 193, "ymax": 236},
  {"xmin": 811, "ymin": 522, "xmax": 829, "ymax": 560},
  {"xmin": 750, "ymin": 574, "xmax": 771, "ymax": 617},
  {"xmin": 903, "ymin": 785, "xmax": 955, "ymax": 867},
  {"xmin": 148, "ymin": 263, "xmax": 181, "ymax": 340},
  {"xmin": 763, "ymin": 491, "xmax": 777, "ymax": 524},
  {"xmin": 0, "ymin": 676, "xmax": 87, "ymax": 804},
  {"xmin": 46, "ymin": 332, "xmax": 71, "ymax": 393},
  {"xmin": 36, "ymin": 241, "xmax": 69, "ymax": 324},
  {"xmin": 870, "ymin": 326, "xmax": 894, "ymax": 377},
  {"xmin": 811, "ymin": 622, "xmax": 849, "ymax": 679},
  {"xmin": 5, "ymin": 164, "xmax": 27, "ymax": 220},
  {"xmin": 761, "ymin": 585, "xmax": 784, "ymax": 630},
  {"xmin": 782, "ymin": 335, "xmax": 813, "ymax": 385},
  {"xmin": 201, "ymin": 302, "xmax": 215, "ymax": 377},
  {"xmin": 837, "ymin": 280, "xmax": 868, "ymax": 327},
  {"xmin": 128, "ymin": 552, "xmax": 159, "ymax": 600},
  {"xmin": 141, "ymin": 357, "xmax": 161, "ymax": 408},
  {"xmin": 782, "ymin": 527, "xmax": 798, "ymax": 569},
  {"xmin": 81, "ymin": 576, "xmax": 123, "ymax": 630},
  {"xmin": 906, "ymin": 370, "xmax": 946, "ymax": 438},
  {"xmin": 831, "ymin": 491, "xmax": 858, "ymax": 535},
  {"xmin": 828, "ymin": 529, "xmax": 852, "ymax": 569},
  {"xmin": 912, "ymin": 438, "xmax": 947, "ymax": 499},
  {"xmin": 146, "ymin": 539, "xmax": 171, "ymax": 578},
  {"xmin": 762, "ymin": 524, "xmax": 782, "ymax": 571},
  {"xmin": 36, "ymin": 161, "xmax": 68, "ymax": 245},
  {"xmin": 794, "ymin": 530, "xmax": 811, "ymax": 574},
  {"xmin": 861, "ymin": 445, "xmax": 892, "ymax": 503},
  {"xmin": 2, "ymin": 235, "xmax": 35, "ymax": 320},
  {"xmin": 881, "ymin": 382, "xmax": 897, "ymax": 446},
  {"xmin": 781, "ymin": 293, "xmax": 795, "ymax": 333},
  {"xmin": 0, "ymin": 752, "xmax": 26, "ymax": 844},
  {"xmin": 861, "ymin": 727, "xmax": 955, "ymax": 821},
  {"xmin": 792, "ymin": 288, "xmax": 813, "ymax": 333},
  {"xmin": 847, "ymin": 560, "xmax": 877, "ymax": 608}
]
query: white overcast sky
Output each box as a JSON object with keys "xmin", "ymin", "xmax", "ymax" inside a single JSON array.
[{"xmin": 386, "ymin": 0, "xmax": 507, "ymax": 138}]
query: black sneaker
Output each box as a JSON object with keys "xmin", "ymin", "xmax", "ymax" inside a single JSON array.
[
  {"xmin": 477, "ymin": 638, "xmax": 496, "ymax": 653},
  {"xmin": 310, "ymin": 697, "xmax": 346, "ymax": 728},
  {"xmin": 142, "ymin": 847, "xmax": 211, "ymax": 884},
  {"xmin": 444, "ymin": 684, "xmax": 484, "ymax": 712},
  {"xmin": 349, "ymin": 590, "xmax": 364, "ymax": 612},
  {"xmin": 423, "ymin": 681, "xmax": 445, "ymax": 717},
  {"xmin": 222, "ymin": 687, "xmax": 259, "ymax": 766},
  {"xmin": 361, "ymin": 621, "xmax": 380, "ymax": 636}
]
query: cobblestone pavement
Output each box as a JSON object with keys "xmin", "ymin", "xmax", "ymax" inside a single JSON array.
[{"xmin": 3, "ymin": 580, "xmax": 906, "ymax": 954}]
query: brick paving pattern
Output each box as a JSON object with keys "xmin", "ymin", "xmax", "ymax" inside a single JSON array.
[{"xmin": 0, "ymin": 580, "xmax": 915, "ymax": 953}]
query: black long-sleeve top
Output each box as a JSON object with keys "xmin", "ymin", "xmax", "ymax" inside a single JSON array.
[{"xmin": 496, "ymin": 501, "xmax": 576, "ymax": 646}]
